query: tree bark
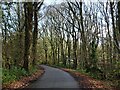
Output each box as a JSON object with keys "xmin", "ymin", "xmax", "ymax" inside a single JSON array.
[
  {"xmin": 32, "ymin": 2, "xmax": 38, "ymax": 67},
  {"xmin": 23, "ymin": 2, "xmax": 33, "ymax": 71},
  {"xmin": 110, "ymin": 2, "xmax": 118, "ymax": 63},
  {"xmin": 80, "ymin": 2, "xmax": 87, "ymax": 69}
]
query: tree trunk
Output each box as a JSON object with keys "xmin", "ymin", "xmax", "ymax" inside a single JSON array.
[
  {"xmin": 60, "ymin": 38, "xmax": 66, "ymax": 66},
  {"xmin": 80, "ymin": 2, "xmax": 87, "ymax": 69},
  {"xmin": 118, "ymin": 2, "xmax": 120, "ymax": 34},
  {"xmin": 45, "ymin": 49, "xmax": 47, "ymax": 64},
  {"xmin": 117, "ymin": 1, "xmax": 120, "ymax": 54},
  {"xmin": 32, "ymin": 2, "xmax": 38, "ymax": 67},
  {"xmin": 17, "ymin": 2, "xmax": 24, "ymax": 66},
  {"xmin": 57, "ymin": 45, "xmax": 60, "ymax": 65},
  {"xmin": 73, "ymin": 37, "xmax": 77, "ymax": 69},
  {"xmin": 110, "ymin": 2, "xmax": 118, "ymax": 61},
  {"xmin": 23, "ymin": 2, "xmax": 33, "ymax": 71},
  {"xmin": 67, "ymin": 33, "xmax": 71, "ymax": 68}
]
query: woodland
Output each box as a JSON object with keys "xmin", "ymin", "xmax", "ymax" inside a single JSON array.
[{"xmin": 1, "ymin": 0, "xmax": 120, "ymax": 88}]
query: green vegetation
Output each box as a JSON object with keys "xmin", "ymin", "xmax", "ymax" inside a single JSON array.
[
  {"xmin": 2, "ymin": 67, "xmax": 27, "ymax": 84},
  {"xmin": 1, "ymin": 2, "xmax": 44, "ymax": 86},
  {"xmin": 0, "ymin": 68, "xmax": 2, "ymax": 75},
  {"xmin": 2, "ymin": 66, "xmax": 38, "ymax": 84},
  {"xmin": 0, "ymin": 65, "xmax": 1, "ymax": 78},
  {"xmin": 1, "ymin": 1, "xmax": 120, "ymax": 88}
]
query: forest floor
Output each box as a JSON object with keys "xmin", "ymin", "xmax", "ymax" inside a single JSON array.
[
  {"xmin": 2, "ymin": 66, "xmax": 44, "ymax": 89},
  {"xmin": 2, "ymin": 65, "xmax": 120, "ymax": 89},
  {"xmin": 61, "ymin": 68, "xmax": 119, "ymax": 90}
]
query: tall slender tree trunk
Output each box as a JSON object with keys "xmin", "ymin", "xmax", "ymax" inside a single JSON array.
[
  {"xmin": 17, "ymin": 2, "xmax": 23, "ymax": 66},
  {"xmin": 23, "ymin": 2, "xmax": 33, "ymax": 71},
  {"xmin": 110, "ymin": 2, "xmax": 118, "ymax": 69},
  {"xmin": 117, "ymin": 2, "xmax": 120, "ymax": 76},
  {"xmin": 61, "ymin": 38, "xmax": 66, "ymax": 66},
  {"xmin": 67, "ymin": 33, "xmax": 71, "ymax": 68},
  {"xmin": 45, "ymin": 49, "xmax": 48, "ymax": 64},
  {"xmin": 32, "ymin": 2, "xmax": 38, "ymax": 67},
  {"xmin": 73, "ymin": 37, "xmax": 77, "ymax": 69},
  {"xmin": 4, "ymin": 21, "xmax": 10, "ymax": 69},
  {"xmin": 57, "ymin": 44, "xmax": 60, "ymax": 65},
  {"xmin": 118, "ymin": 2, "xmax": 120, "ymax": 34},
  {"xmin": 105, "ymin": 11, "xmax": 113, "ymax": 72},
  {"xmin": 117, "ymin": 1, "xmax": 120, "ymax": 54},
  {"xmin": 80, "ymin": 2, "xmax": 87, "ymax": 69}
]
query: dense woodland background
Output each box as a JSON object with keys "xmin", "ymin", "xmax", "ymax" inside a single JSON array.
[{"xmin": 1, "ymin": 0, "xmax": 120, "ymax": 87}]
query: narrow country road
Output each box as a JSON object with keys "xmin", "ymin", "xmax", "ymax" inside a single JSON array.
[{"xmin": 27, "ymin": 65, "xmax": 79, "ymax": 88}]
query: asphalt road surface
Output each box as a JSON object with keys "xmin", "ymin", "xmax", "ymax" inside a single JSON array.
[{"xmin": 27, "ymin": 65, "xmax": 79, "ymax": 88}]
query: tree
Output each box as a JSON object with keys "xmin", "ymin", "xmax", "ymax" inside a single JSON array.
[
  {"xmin": 23, "ymin": 2, "xmax": 33, "ymax": 71},
  {"xmin": 32, "ymin": 1, "xmax": 43, "ymax": 67}
]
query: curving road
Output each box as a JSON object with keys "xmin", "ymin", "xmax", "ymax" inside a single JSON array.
[{"xmin": 27, "ymin": 65, "xmax": 79, "ymax": 88}]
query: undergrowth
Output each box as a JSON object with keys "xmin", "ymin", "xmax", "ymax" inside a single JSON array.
[{"xmin": 2, "ymin": 66, "xmax": 38, "ymax": 84}]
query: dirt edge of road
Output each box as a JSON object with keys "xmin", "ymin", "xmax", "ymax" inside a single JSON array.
[{"xmin": 61, "ymin": 68, "xmax": 119, "ymax": 90}]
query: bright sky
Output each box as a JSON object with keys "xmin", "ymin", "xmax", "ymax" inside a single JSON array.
[
  {"xmin": 3, "ymin": 0, "xmax": 115, "ymax": 3},
  {"xmin": 44, "ymin": 0, "xmax": 64, "ymax": 5},
  {"xmin": 43, "ymin": 0, "xmax": 110, "ymax": 5}
]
